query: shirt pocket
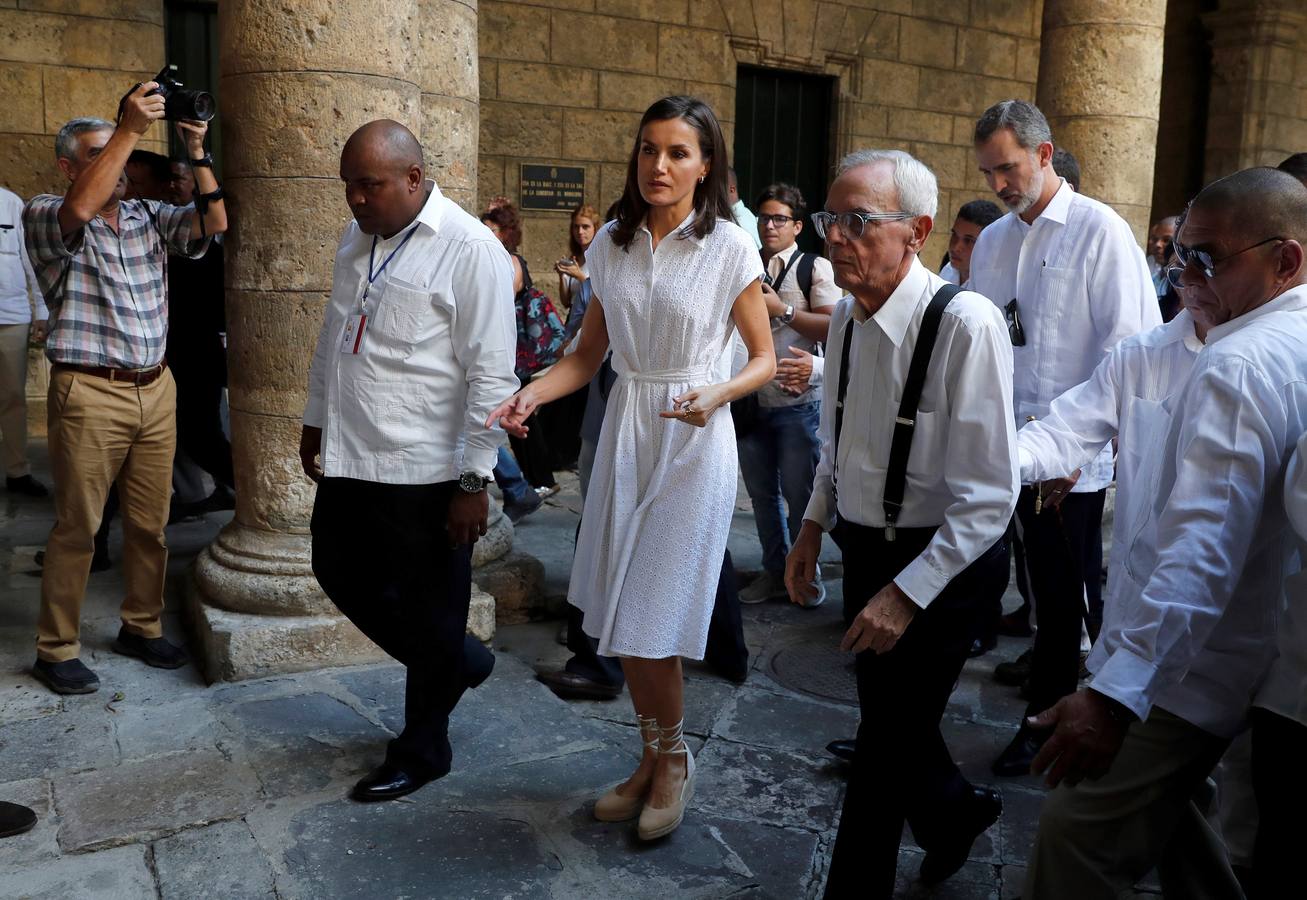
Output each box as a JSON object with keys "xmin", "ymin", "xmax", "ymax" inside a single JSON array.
[
  {"xmin": 344, "ymin": 379, "xmax": 429, "ymax": 453},
  {"xmin": 883, "ymin": 397, "xmax": 944, "ymax": 494},
  {"xmin": 1034, "ymin": 266, "xmax": 1085, "ymax": 370},
  {"xmin": 371, "ymin": 281, "xmax": 434, "ymax": 357}
]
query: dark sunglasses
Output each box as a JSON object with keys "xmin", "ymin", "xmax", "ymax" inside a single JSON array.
[
  {"xmin": 1004, "ymin": 298, "xmax": 1026, "ymax": 347},
  {"xmin": 1173, "ymin": 235, "xmax": 1285, "ymax": 281}
]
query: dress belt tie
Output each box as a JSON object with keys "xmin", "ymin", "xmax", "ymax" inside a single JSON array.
[{"xmin": 616, "ymin": 366, "xmax": 712, "ymax": 385}]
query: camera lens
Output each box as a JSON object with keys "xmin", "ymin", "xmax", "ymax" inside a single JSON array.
[{"xmin": 167, "ymin": 89, "xmax": 215, "ymax": 122}]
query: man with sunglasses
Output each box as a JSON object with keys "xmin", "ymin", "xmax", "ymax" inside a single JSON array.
[
  {"xmin": 966, "ymin": 100, "xmax": 1160, "ymax": 778},
  {"xmin": 1022, "ymin": 165, "xmax": 1307, "ymax": 899},
  {"xmin": 786, "ymin": 150, "xmax": 1017, "ymax": 896}
]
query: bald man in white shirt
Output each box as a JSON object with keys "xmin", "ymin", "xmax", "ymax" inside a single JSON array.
[
  {"xmin": 1023, "ymin": 166, "xmax": 1307, "ymax": 900},
  {"xmin": 301, "ymin": 120, "xmax": 518, "ymax": 803},
  {"xmin": 967, "ymin": 100, "xmax": 1160, "ymax": 777}
]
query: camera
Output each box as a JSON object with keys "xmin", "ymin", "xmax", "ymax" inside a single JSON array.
[{"xmin": 148, "ymin": 65, "xmax": 215, "ymax": 121}]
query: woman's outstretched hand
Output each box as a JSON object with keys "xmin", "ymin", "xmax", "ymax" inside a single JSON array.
[
  {"xmin": 660, "ymin": 384, "xmax": 730, "ymax": 428},
  {"xmin": 486, "ymin": 389, "xmax": 538, "ymax": 438}
]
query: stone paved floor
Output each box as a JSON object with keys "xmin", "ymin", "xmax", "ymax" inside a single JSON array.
[{"xmin": 0, "ymin": 443, "xmax": 1057, "ymax": 899}]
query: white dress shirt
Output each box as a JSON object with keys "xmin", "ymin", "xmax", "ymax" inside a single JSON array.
[
  {"xmin": 0, "ymin": 187, "xmax": 46, "ymax": 325},
  {"xmin": 804, "ymin": 256, "xmax": 1018, "ymax": 607},
  {"xmin": 967, "ymin": 179, "xmax": 1160, "ymax": 492},
  {"xmin": 1089, "ymin": 286, "xmax": 1307, "ymax": 736},
  {"xmin": 760, "ymin": 242, "xmax": 841, "ymax": 406},
  {"xmin": 304, "ymin": 181, "xmax": 518, "ymax": 484},
  {"xmin": 939, "ymin": 260, "xmax": 961, "ymax": 284},
  {"xmin": 1257, "ymin": 430, "xmax": 1307, "ymax": 728}
]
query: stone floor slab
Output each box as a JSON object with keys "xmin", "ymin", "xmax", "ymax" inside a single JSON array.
[
  {"xmin": 0, "ymin": 777, "xmax": 55, "ymax": 868},
  {"xmin": 284, "ymin": 802, "xmax": 554, "ymax": 899},
  {"xmin": 220, "ymin": 692, "xmax": 388, "ymax": 799},
  {"xmin": 54, "ymin": 750, "xmax": 259, "ymax": 852},
  {"xmin": 713, "ymin": 684, "xmax": 859, "ymax": 754},
  {"xmin": 0, "ymin": 844, "xmax": 155, "ymax": 899},
  {"xmin": 0, "ymin": 701, "xmax": 118, "ymax": 782},
  {"xmin": 153, "ymin": 819, "xmax": 277, "ymax": 900},
  {"xmin": 694, "ymin": 740, "xmax": 845, "ymax": 833}
]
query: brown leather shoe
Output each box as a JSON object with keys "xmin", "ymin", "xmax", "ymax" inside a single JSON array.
[{"xmin": 536, "ymin": 669, "xmax": 621, "ymax": 700}]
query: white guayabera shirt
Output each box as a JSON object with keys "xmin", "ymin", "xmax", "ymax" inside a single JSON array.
[
  {"xmin": 304, "ymin": 181, "xmax": 518, "ymax": 484},
  {"xmin": 1089, "ymin": 287, "xmax": 1307, "ymax": 737},
  {"xmin": 1258, "ymin": 429, "xmax": 1307, "ymax": 730},
  {"xmin": 967, "ymin": 178, "xmax": 1160, "ymax": 493}
]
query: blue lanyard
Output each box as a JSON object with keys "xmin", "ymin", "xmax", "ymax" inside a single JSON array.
[{"xmin": 361, "ymin": 223, "xmax": 420, "ymax": 312}]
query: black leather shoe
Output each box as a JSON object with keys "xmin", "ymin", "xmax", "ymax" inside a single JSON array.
[
  {"xmin": 705, "ymin": 653, "xmax": 749, "ymax": 684},
  {"xmin": 351, "ymin": 763, "xmax": 432, "ymax": 802},
  {"xmin": 537, "ymin": 669, "xmax": 621, "ymax": 700},
  {"xmin": 919, "ymin": 787, "xmax": 1002, "ymax": 884},
  {"xmin": 112, "ymin": 628, "xmax": 190, "ymax": 669},
  {"xmin": 5, "ymin": 475, "xmax": 48, "ymax": 498},
  {"xmin": 826, "ymin": 739, "xmax": 856, "ymax": 763},
  {"xmin": 991, "ymin": 725, "xmax": 1046, "ymax": 777},
  {"xmin": 31, "ymin": 658, "xmax": 100, "ymax": 695},
  {"xmin": 968, "ymin": 634, "xmax": 998, "ymax": 658},
  {"xmin": 993, "ymin": 648, "xmax": 1033, "ymax": 686},
  {"xmin": 0, "ymin": 801, "xmax": 37, "ymax": 839}
]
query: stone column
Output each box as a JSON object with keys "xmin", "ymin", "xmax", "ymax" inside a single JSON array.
[
  {"xmin": 1036, "ymin": 0, "xmax": 1167, "ymax": 242},
  {"xmin": 1203, "ymin": 0, "xmax": 1307, "ymax": 182},
  {"xmin": 189, "ymin": 0, "xmax": 496, "ymax": 681}
]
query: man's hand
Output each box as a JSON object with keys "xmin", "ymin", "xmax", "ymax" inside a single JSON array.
[
  {"xmin": 447, "ymin": 489, "xmax": 489, "ymax": 547},
  {"xmin": 1028, "ymin": 688, "xmax": 1132, "ymax": 787},
  {"xmin": 174, "ymin": 119, "xmax": 209, "ymax": 157},
  {"xmin": 784, "ymin": 521, "xmax": 823, "ymax": 605},
  {"xmin": 760, "ymin": 282, "xmax": 788, "ymax": 318},
  {"xmin": 29, "ymin": 319, "xmax": 48, "ymax": 344},
  {"xmin": 299, "ymin": 425, "xmax": 323, "ymax": 483},
  {"xmin": 119, "ymin": 82, "xmax": 166, "ymax": 135},
  {"xmin": 775, "ymin": 345, "xmax": 814, "ymax": 394},
  {"xmin": 1040, "ymin": 469, "xmax": 1081, "ymax": 511},
  {"xmin": 841, "ymin": 582, "xmax": 917, "ymax": 654}
]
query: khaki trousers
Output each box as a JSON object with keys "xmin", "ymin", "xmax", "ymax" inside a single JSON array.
[
  {"xmin": 38, "ymin": 366, "xmax": 176, "ymax": 662},
  {"xmin": 0, "ymin": 323, "xmax": 30, "ymax": 478},
  {"xmin": 1025, "ymin": 706, "xmax": 1244, "ymax": 900}
]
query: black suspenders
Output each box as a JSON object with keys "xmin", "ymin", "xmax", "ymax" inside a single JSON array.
[{"xmin": 833, "ymin": 283, "xmax": 961, "ymax": 541}]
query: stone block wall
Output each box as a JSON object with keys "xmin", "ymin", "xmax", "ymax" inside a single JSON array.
[
  {"xmin": 0, "ymin": 1, "xmax": 167, "ymax": 201},
  {"xmin": 478, "ymin": 0, "xmax": 1042, "ymax": 281}
]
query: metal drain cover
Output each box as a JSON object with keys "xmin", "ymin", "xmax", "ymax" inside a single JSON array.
[{"xmin": 768, "ymin": 639, "xmax": 858, "ymax": 706}]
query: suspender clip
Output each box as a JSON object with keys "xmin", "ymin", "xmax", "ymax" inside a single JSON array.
[
  {"xmin": 894, "ymin": 416, "xmax": 914, "ymax": 426},
  {"xmin": 885, "ymin": 525, "xmax": 896, "ymax": 542}
]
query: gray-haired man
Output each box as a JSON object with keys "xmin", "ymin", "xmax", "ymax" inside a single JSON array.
[
  {"xmin": 786, "ymin": 150, "xmax": 1017, "ymax": 896},
  {"xmin": 968, "ymin": 100, "xmax": 1159, "ymax": 776}
]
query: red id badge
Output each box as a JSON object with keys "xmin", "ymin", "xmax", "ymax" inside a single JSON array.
[{"xmin": 340, "ymin": 314, "xmax": 367, "ymax": 354}]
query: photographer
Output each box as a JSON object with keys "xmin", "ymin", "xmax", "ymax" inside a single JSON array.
[{"xmin": 23, "ymin": 79, "xmax": 227, "ymax": 695}]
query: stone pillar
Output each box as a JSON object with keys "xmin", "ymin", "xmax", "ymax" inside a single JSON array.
[
  {"xmin": 1203, "ymin": 0, "xmax": 1307, "ymax": 182},
  {"xmin": 189, "ymin": 0, "xmax": 497, "ymax": 681},
  {"xmin": 1036, "ymin": 0, "xmax": 1167, "ymax": 242}
]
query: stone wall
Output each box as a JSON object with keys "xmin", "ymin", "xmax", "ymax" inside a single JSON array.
[
  {"xmin": 0, "ymin": 1, "xmax": 167, "ymax": 201},
  {"xmin": 478, "ymin": 0, "xmax": 1042, "ymax": 287}
]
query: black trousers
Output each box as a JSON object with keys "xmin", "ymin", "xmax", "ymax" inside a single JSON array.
[
  {"xmin": 310, "ymin": 477, "xmax": 494, "ymax": 778},
  {"xmin": 508, "ymin": 412, "xmax": 557, "ymax": 489},
  {"xmin": 563, "ymin": 549, "xmax": 749, "ymax": 686},
  {"xmin": 1017, "ymin": 486, "xmax": 1105, "ymax": 716},
  {"xmin": 171, "ymin": 354, "xmax": 234, "ymax": 490},
  {"xmin": 1251, "ymin": 707, "xmax": 1307, "ymax": 899},
  {"xmin": 824, "ymin": 520, "xmax": 1007, "ymax": 900}
]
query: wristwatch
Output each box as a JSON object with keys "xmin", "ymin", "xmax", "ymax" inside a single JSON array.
[
  {"xmin": 780, "ymin": 304, "xmax": 796, "ymax": 324},
  {"xmin": 189, "ymin": 153, "xmax": 214, "ymax": 169},
  {"xmin": 457, "ymin": 471, "xmax": 490, "ymax": 493}
]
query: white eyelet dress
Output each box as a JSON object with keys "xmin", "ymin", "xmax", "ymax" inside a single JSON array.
[{"xmin": 570, "ymin": 214, "xmax": 764, "ymax": 659}]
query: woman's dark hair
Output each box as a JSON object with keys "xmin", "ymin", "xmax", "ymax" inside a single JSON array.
[
  {"xmin": 754, "ymin": 182, "xmax": 807, "ymax": 220},
  {"xmin": 481, "ymin": 200, "xmax": 522, "ymax": 252},
  {"xmin": 610, "ymin": 96, "xmax": 733, "ymax": 250}
]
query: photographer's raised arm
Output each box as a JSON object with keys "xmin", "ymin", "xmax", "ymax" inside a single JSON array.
[
  {"xmin": 57, "ymin": 82, "xmax": 163, "ymax": 237},
  {"xmin": 177, "ymin": 119, "xmax": 227, "ymax": 236}
]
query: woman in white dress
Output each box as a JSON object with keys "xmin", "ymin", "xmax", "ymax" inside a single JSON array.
[{"xmin": 487, "ymin": 96, "xmax": 774, "ymax": 840}]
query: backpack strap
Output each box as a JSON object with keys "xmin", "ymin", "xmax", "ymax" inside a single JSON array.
[
  {"xmin": 882, "ymin": 283, "xmax": 960, "ymax": 540},
  {"xmin": 796, "ymin": 252, "xmax": 815, "ymax": 301}
]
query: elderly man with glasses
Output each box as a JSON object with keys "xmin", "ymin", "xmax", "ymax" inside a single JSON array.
[
  {"xmin": 1021, "ymin": 165, "xmax": 1307, "ymax": 899},
  {"xmin": 785, "ymin": 149, "xmax": 1017, "ymax": 897},
  {"xmin": 966, "ymin": 100, "xmax": 1160, "ymax": 778}
]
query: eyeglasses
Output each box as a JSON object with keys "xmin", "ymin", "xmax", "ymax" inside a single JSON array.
[
  {"xmin": 1004, "ymin": 299, "xmax": 1026, "ymax": 347},
  {"xmin": 758, "ymin": 214, "xmax": 798, "ymax": 228},
  {"xmin": 811, "ymin": 210, "xmax": 914, "ymax": 240},
  {"xmin": 1172, "ymin": 235, "xmax": 1285, "ymax": 281}
]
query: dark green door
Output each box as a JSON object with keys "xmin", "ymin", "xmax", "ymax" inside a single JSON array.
[
  {"xmin": 164, "ymin": 0, "xmax": 220, "ymax": 169},
  {"xmin": 733, "ymin": 66, "xmax": 835, "ymax": 254}
]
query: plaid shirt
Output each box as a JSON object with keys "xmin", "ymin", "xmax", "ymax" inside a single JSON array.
[{"xmin": 23, "ymin": 195, "xmax": 208, "ymax": 368}]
